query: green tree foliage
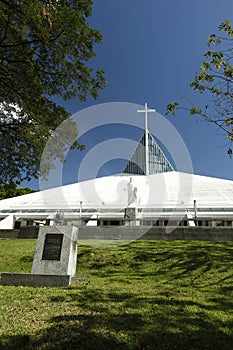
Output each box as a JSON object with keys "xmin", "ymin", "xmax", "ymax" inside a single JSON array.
[
  {"xmin": 167, "ymin": 20, "xmax": 233, "ymax": 157},
  {"xmin": 0, "ymin": 182, "xmax": 35, "ymax": 199},
  {"xmin": 0, "ymin": 0, "xmax": 106, "ymax": 184}
]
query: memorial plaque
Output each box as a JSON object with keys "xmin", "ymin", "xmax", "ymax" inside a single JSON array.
[{"xmin": 42, "ymin": 234, "xmax": 63, "ymax": 261}]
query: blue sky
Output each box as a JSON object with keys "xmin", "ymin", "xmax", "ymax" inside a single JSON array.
[{"xmin": 28, "ymin": 0, "xmax": 233, "ymax": 189}]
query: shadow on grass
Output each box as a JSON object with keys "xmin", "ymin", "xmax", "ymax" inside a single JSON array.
[
  {"xmin": 1, "ymin": 241, "xmax": 233, "ymax": 349},
  {"xmin": 1, "ymin": 284, "xmax": 233, "ymax": 350},
  {"xmin": 1, "ymin": 306, "xmax": 232, "ymax": 350},
  {"xmin": 20, "ymin": 255, "xmax": 33, "ymax": 263},
  {"xmin": 40, "ymin": 286, "xmax": 233, "ymax": 349},
  {"xmin": 0, "ymin": 313, "xmax": 143, "ymax": 350}
]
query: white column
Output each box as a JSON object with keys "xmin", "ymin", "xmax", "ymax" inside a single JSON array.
[{"xmin": 79, "ymin": 201, "xmax": 83, "ymax": 226}]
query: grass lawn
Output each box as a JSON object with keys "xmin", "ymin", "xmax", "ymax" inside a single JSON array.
[{"xmin": 0, "ymin": 239, "xmax": 233, "ymax": 350}]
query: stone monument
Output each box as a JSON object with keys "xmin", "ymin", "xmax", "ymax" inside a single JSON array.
[{"xmin": 1, "ymin": 225, "xmax": 79, "ymax": 287}]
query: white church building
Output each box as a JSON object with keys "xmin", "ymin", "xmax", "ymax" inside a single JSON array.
[
  {"xmin": 0, "ymin": 103, "xmax": 233, "ymax": 230},
  {"xmin": 0, "ymin": 134, "xmax": 233, "ymax": 230}
]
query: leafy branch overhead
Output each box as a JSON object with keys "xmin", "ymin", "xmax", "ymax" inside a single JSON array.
[
  {"xmin": 166, "ymin": 20, "xmax": 233, "ymax": 158},
  {"xmin": 0, "ymin": 0, "xmax": 106, "ymax": 184}
]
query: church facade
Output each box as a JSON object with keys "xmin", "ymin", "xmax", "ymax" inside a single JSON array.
[{"xmin": 0, "ymin": 131, "xmax": 233, "ymax": 230}]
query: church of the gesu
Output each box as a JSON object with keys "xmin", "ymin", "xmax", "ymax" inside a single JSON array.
[
  {"xmin": 1, "ymin": 103, "xmax": 233, "ymax": 230},
  {"xmin": 0, "ymin": 126, "xmax": 233, "ymax": 230}
]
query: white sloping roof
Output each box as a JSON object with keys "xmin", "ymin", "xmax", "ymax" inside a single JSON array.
[{"xmin": 0, "ymin": 172, "xmax": 232, "ymax": 215}]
